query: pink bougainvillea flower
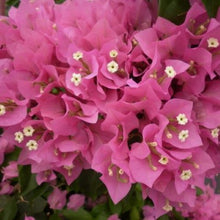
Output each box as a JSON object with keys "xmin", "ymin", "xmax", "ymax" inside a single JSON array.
[
  {"xmin": 67, "ymin": 194, "xmax": 85, "ymax": 211},
  {"xmin": 48, "ymin": 187, "xmax": 67, "ymax": 210},
  {"xmin": 92, "ymin": 145, "xmax": 132, "ymax": 204},
  {"xmin": 24, "ymin": 216, "xmax": 35, "ymax": 220},
  {"xmin": 2, "ymin": 161, "xmax": 18, "ymax": 181}
]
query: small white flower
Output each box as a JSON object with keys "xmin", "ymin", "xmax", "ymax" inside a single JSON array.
[
  {"xmin": 163, "ymin": 202, "xmax": 173, "ymax": 212},
  {"xmin": 26, "ymin": 140, "xmax": 38, "ymax": 151},
  {"xmin": 118, "ymin": 168, "xmax": 124, "ymax": 175},
  {"xmin": 107, "ymin": 61, "xmax": 119, "ymax": 73},
  {"xmin": 165, "ymin": 66, "xmax": 176, "ymax": 78},
  {"xmin": 158, "ymin": 155, "xmax": 169, "ymax": 165},
  {"xmin": 71, "ymin": 73, "xmax": 82, "ymax": 86},
  {"xmin": 178, "ymin": 130, "xmax": 189, "ymax": 142},
  {"xmin": 14, "ymin": 132, "xmax": 24, "ymax": 143},
  {"xmin": 73, "ymin": 51, "xmax": 83, "ymax": 60},
  {"xmin": 0, "ymin": 104, "xmax": 6, "ymax": 116},
  {"xmin": 23, "ymin": 126, "xmax": 35, "ymax": 137},
  {"xmin": 211, "ymin": 128, "xmax": 219, "ymax": 138},
  {"xmin": 176, "ymin": 113, "xmax": 188, "ymax": 125},
  {"xmin": 180, "ymin": 169, "xmax": 192, "ymax": 181},
  {"xmin": 207, "ymin": 37, "xmax": 219, "ymax": 48},
  {"xmin": 109, "ymin": 49, "xmax": 118, "ymax": 58}
]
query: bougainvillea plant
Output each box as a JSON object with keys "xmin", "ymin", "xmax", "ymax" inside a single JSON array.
[{"xmin": 0, "ymin": 0, "xmax": 220, "ymax": 219}]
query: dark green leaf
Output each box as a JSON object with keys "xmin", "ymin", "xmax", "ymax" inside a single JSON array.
[
  {"xmin": 91, "ymin": 203, "xmax": 109, "ymax": 219},
  {"xmin": 54, "ymin": 0, "xmax": 66, "ymax": 4},
  {"xmin": 69, "ymin": 169, "xmax": 106, "ymax": 200},
  {"xmin": 2, "ymin": 147, "xmax": 21, "ymax": 166},
  {"xmin": 129, "ymin": 207, "xmax": 139, "ymax": 220},
  {"xmin": 158, "ymin": 214, "xmax": 170, "ymax": 220},
  {"xmin": 61, "ymin": 209, "xmax": 93, "ymax": 220},
  {"xmin": 202, "ymin": 0, "xmax": 220, "ymax": 17},
  {"xmin": 18, "ymin": 165, "xmax": 38, "ymax": 196},
  {"xmin": 49, "ymin": 213, "xmax": 62, "ymax": 220},
  {"xmin": 0, "ymin": 196, "xmax": 17, "ymax": 220},
  {"xmin": 108, "ymin": 199, "xmax": 122, "ymax": 215},
  {"xmin": 24, "ymin": 182, "xmax": 51, "ymax": 201},
  {"xmin": 196, "ymin": 186, "xmax": 203, "ymax": 196},
  {"xmin": 159, "ymin": 0, "xmax": 190, "ymax": 24}
]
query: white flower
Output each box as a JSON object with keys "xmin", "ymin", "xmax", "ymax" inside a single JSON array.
[
  {"xmin": 118, "ymin": 168, "xmax": 124, "ymax": 175},
  {"xmin": 0, "ymin": 104, "xmax": 6, "ymax": 116},
  {"xmin": 211, "ymin": 128, "xmax": 219, "ymax": 138},
  {"xmin": 163, "ymin": 201, "xmax": 173, "ymax": 212},
  {"xmin": 176, "ymin": 113, "xmax": 188, "ymax": 125},
  {"xmin": 178, "ymin": 130, "xmax": 189, "ymax": 142},
  {"xmin": 158, "ymin": 155, "xmax": 169, "ymax": 165},
  {"xmin": 26, "ymin": 140, "xmax": 38, "ymax": 151},
  {"xmin": 107, "ymin": 61, "xmax": 119, "ymax": 73},
  {"xmin": 180, "ymin": 169, "xmax": 192, "ymax": 181},
  {"xmin": 71, "ymin": 73, "xmax": 82, "ymax": 86},
  {"xmin": 207, "ymin": 37, "xmax": 219, "ymax": 48},
  {"xmin": 72, "ymin": 51, "xmax": 83, "ymax": 60},
  {"xmin": 109, "ymin": 49, "xmax": 118, "ymax": 58},
  {"xmin": 165, "ymin": 66, "xmax": 176, "ymax": 78},
  {"xmin": 23, "ymin": 126, "xmax": 35, "ymax": 137},
  {"xmin": 14, "ymin": 132, "xmax": 24, "ymax": 143}
]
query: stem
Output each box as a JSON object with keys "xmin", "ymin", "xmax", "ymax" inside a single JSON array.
[{"xmin": 0, "ymin": 0, "xmax": 5, "ymax": 16}]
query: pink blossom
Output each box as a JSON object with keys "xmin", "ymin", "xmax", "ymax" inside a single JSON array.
[
  {"xmin": 48, "ymin": 187, "xmax": 67, "ymax": 210},
  {"xmin": 67, "ymin": 194, "xmax": 85, "ymax": 211}
]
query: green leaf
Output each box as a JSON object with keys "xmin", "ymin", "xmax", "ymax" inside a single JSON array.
[
  {"xmin": 54, "ymin": 0, "xmax": 66, "ymax": 4},
  {"xmin": 202, "ymin": 0, "xmax": 220, "ymax": 17},
  {"xmin": 158, "ymin": 214, "xmax": 170, "ymax": 220},
  {"xmin": 0, "ymin": 196, "xmax": 17, "ymax": 220},
  {"xmin": 17, "ymin": 197, "xmax": 47, "ymax": 216},
  {"xmin": 61, "ymin": 209, "xmax": 93, "ymax": 220},
  {"xmin": 69, "ymin": 169, "xmax": 106, "ymax": 200},
  {"xmin": 24, "ymin": 182, "xmax": 51, "ymax": 201},
  {"xmin": 49, "ymin": 213, "xmax": 62, "ymax": 220},
  {"xmin": 91, "ymin": 203, "xmax": 109, "ymax": 219},
  {"xmin": 159, "ymin": 0, "xmax": 190, "ymax": 24},
  {"xmin": 2, "ymin": 147, "xmax": 21, "ymax": 166},
  {"xmin": 129, "ymin": 207, "xmax": 139, "ymax": 220},
  {"xmin": 108, "ymin": 199, "xmax": 122, "ymax": 215},
  {"xmin": 18, "ymin": 165, "xmax": 38, "ymax": 196},
  {"xmin": 195, "ymin": 186, "xmax": 204, "ymax": 196}
]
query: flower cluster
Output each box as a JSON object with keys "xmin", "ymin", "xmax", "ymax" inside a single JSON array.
[
  {"xmin": 0, "ymin": 0, "xmax": 220, "ymax": 217},
  {"xmin": 178, "ymin": 185, "xmax": 220, "ymax": 219}
]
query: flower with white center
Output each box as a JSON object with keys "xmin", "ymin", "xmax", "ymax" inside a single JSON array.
[
  {"xmin": 211, "ymin": 128, "xmax": 219, "ymax": 138},
  {"xmin": 163, "ymin": 201, "xmax": 173, "ymax": 212},
  {"xmin": 165, "ymin": 66, "xmax": 176, "ymax": 78},
  {"xmin": 14, "ymin": 132, "xmax": 24, "ymax": 143},
  {"xmin": 176, "ymin": 113, "xmax": 188, "ymax": 125},
  {"xmin": 109, "ymin": 49, "xmax": 118, "ymax": 58},
  {"xmin": 207, "ymin": 37, "xmax": 219, "ymax": 48},
  {"xmin": 73, "ymin": 51, "xmax": 83, "ymax": 60},
  {"xmin": 0, "ymin": 104, "xmax": 6, "ymax": 116},
  {"xmin": 158, "ymin": 155, "xmax": 169, "ymax": 165},
  {"xmin": 180, "ymin": 169, "xmax": 192, "ymax": 181},
  {"xmin": 178, "ymin": 130, "xmax": 189, "ymax": 142},
  {"xmin": 23, "ymin": 126, "xmax": 35, "ymax": 137},
  {"xmin": 118, "ymin": 168, "xmax": 124, "ymax": 175},
  {"xmin": 26, "ymin": 140, "xmax": 38, "ymax": 151},
  {"xmin": 107, "ymin": 61, "xmax": 119, "ymax": 73},
  {"xmin": 71, "ymin": 73, "xmax": 82, "ymax": 86}
]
